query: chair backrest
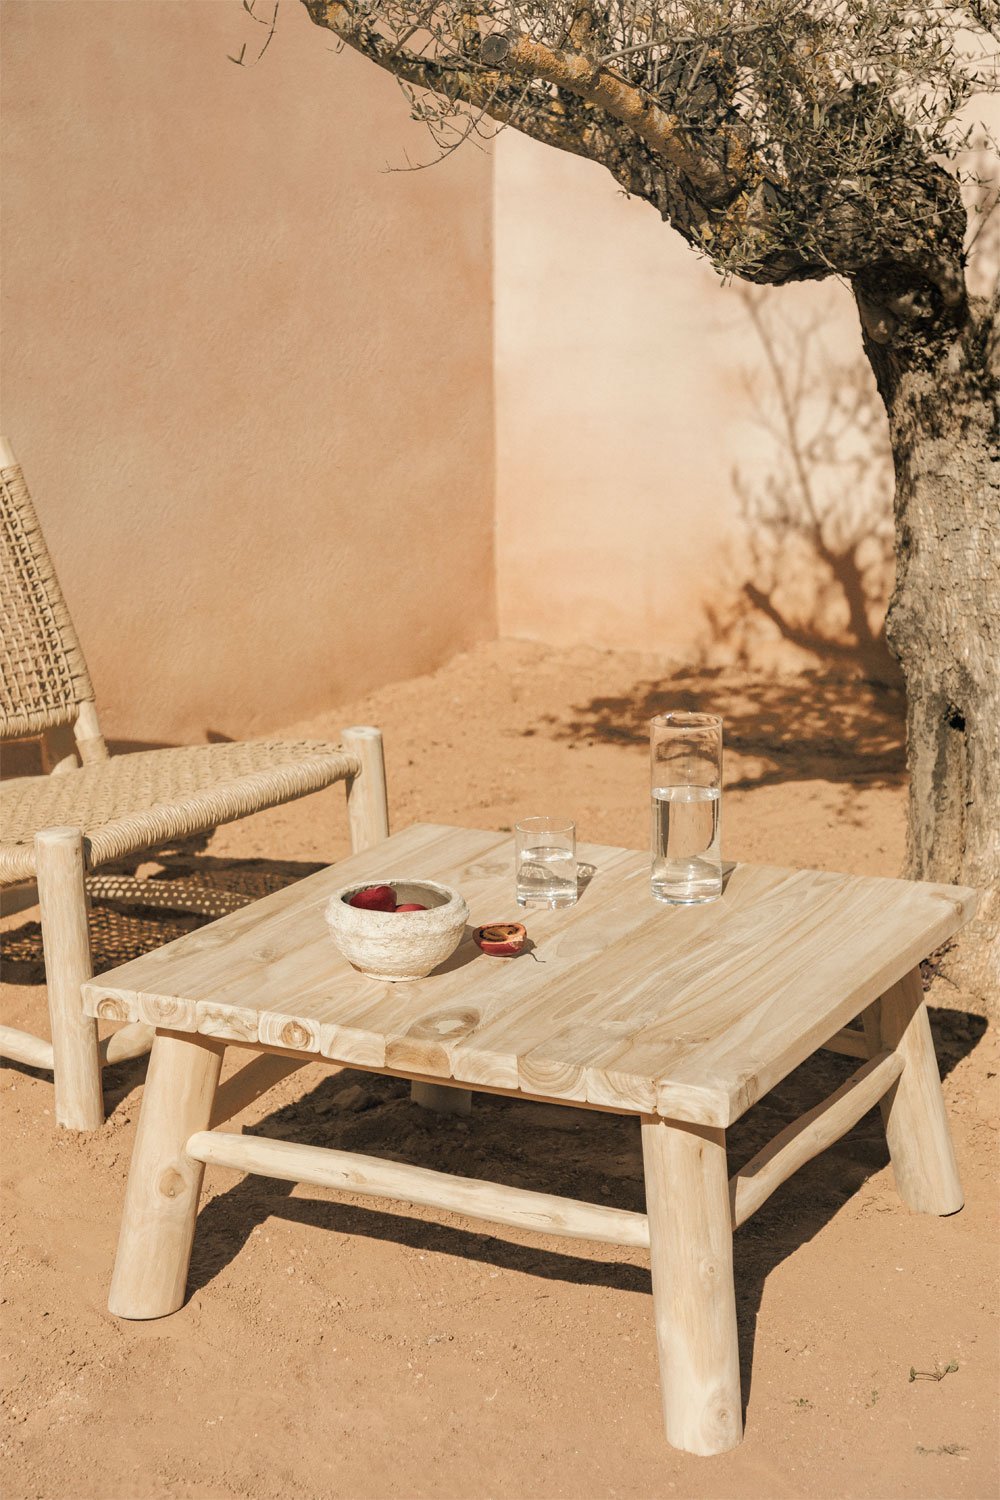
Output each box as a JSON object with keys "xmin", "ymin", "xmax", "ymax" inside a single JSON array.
[{"xmin": 0, "ymin": 440, "xmax": 104, "ymax": 759}]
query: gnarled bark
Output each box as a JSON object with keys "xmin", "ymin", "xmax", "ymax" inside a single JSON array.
[{"xmin": 860, "ymin": 291, "xmax": 999, "ymax": 997}]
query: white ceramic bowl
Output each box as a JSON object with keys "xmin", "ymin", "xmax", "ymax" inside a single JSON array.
[{"xmin": 324, "ymin": 879, "xmax": 469, "ymax": 981}]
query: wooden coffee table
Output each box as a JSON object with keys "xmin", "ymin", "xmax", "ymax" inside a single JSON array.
[{"xmin": 84, "ymin": 823, "xmax": 976, "ymax": 1456}]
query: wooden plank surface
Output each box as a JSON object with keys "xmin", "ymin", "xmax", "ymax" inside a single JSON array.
[{"xmin": 81, "ymin": 824, "xmax": 977, "ymax": 1124}]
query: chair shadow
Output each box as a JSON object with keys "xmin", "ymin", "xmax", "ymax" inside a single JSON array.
[
  {"xmin": 185, "ymin": 1005, "xmax": 985, "ymax": 1422},
  {"xmin": 1, "ymin": 852, "xmax": 330, "ymax": 1111},
  {"xmin": 0, "ymin": 854, "xmax": 328, "ymax": 987}
]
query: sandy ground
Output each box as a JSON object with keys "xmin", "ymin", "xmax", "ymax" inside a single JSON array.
[{"xmin": 2, "ymin": 640, "xmax": 997, "ymax": 1500}]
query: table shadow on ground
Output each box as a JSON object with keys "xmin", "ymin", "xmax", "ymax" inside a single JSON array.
[{"xmin": 181, "ymin": 1006, "xmax": 983, "ymax": 1422}]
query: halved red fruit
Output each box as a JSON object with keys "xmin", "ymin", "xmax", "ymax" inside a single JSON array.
[
  {"xmin": 395, "ymin": 902, "xmax": 428, "ymax": 912},
  {"xmin": 474, "ymin": 921, "xmax": 527, "ymax": 957}
]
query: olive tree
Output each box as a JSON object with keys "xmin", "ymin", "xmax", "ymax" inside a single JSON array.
[{"xmin": 297, "ymin": 0, "xmax": 999, "ymax": 993}]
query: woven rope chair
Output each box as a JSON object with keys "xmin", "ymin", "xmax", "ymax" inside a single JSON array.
[{"xmin": 0, "ymin": 439, "xmax": 389, "ymax": 1129}]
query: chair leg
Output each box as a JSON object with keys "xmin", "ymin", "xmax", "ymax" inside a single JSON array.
[
  {"xmin": 341, "ymin": 725, "xmax": 389, "ymax": 853},
  {"xmin": 869, "ymin": 966, "xmax": 963, "ymax": 1216},
  {"xmin": 34, "ymin": 826, "xmax": 103, "ymax": 1130},
  {"xmin": 641, "ymin": 1114, "xmax": 743, "ymax": 1455},
  {"xmin": 109, "ymin": 1031, "xmax": 224, "ymax": 1319}
]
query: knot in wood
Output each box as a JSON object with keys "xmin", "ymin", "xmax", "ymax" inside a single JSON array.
[
  {"xmin": 95, "ymin": 996, "xmax": 128, "ymax": 1022},
  {"xmin": 407, "ymin": 1008, "xmax": 480, "ymax": 1042},
  {"xmin": 700, "ymin": 1255, "xmax": 721, "ymax": 1283},
  {"xmin": 145, "ymin": 997, "xmax": 188, "ymax": 1026},
  {"xmin": 158, "ymin": 1167, "xmax": 186, "ymax": 1200}
]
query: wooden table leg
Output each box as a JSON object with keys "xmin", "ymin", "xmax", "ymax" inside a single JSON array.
[
  {"xmin": 109, "ymin": 1031, "xmax": 224, "ymax": 1319},
  {"xmin": 410, "ymin": 1080, "xmax": 472, "ymax": 1115},
  {"xmin": 641, "ymin": 1115, "xmax": 742, "ymax": 1456},
  {"xmin": 868, "ymin": 966, "xmax": 963, "ymax": 1216}
]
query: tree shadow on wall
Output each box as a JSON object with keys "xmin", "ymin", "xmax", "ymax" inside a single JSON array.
[
  {"xmin": 702, "ymin": 284, "xmax": 900, "ymax": 688},
  {"xmin": 549, "ymin": 285, "xmax": 907, "ymax": 792}
]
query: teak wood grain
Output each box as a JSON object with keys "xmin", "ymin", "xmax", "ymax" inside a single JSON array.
[{"xmin": 82, "ymin": 824, "xmax": 976, "ymax": 1126}]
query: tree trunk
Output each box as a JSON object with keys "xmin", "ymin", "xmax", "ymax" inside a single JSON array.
[{"xmin": 859, "ymin": 292, "xmax": 999, "ymax": 1005}]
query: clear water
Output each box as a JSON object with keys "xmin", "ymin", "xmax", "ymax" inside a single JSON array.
[
  {"xmin": 516, "ymin": 844, "xmax": 578, "ymax": 908},
  {"xmin": 651, "ymin": 785, "xmax": 722, "ymax": 903}
]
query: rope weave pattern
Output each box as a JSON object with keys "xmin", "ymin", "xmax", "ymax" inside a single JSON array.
[
  {"xmin": 3, "ymin": 864, "xmax": 326, "ymax": 980},
  {"xmin": 1, "ymin": 741, "xmax": 360, "ymax": 882},
  {"xmin": 0, "ymin": 462, "xmax": 96, "ymax": 738},
  {"xmin": 84, "ymin": 872, "xmax": 259, "ymax": 919}
]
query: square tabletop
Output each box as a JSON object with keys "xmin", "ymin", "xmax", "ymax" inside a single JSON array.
[{"xmin": 82, "ymin": 823, "xmax": 976, "ymax": 1126}]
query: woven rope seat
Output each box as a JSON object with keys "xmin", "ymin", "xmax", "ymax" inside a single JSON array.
[{"xmin": 1, "ymin": 740, "xmax": 360, "ymax": 883}]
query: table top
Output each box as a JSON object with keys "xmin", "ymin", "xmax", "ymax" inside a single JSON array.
[{"xmin": 83, "ymin": 823, "xmax": 976, "ymax": 1126}]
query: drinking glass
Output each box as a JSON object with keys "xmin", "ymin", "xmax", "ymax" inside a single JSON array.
[
  {"xmin": 650, "ymin": 713, "xmax": 723, "ymax": 903},
  {"xmin": 515, "ymin": 817, "xmax": 578, "ymax": 908}
]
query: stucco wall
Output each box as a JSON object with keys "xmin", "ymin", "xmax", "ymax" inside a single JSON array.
[
  {"xmin": 492, "ymin": 129, "xmax": 886, "ymax": 668},
  {"xmin": 2, "ymin": 0, "xmax": 494, "ymax": 744}
]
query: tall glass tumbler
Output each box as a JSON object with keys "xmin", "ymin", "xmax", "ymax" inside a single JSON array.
[{"xmin": 650, "ymin": 713, "xmax": 723, "ymax": 903}]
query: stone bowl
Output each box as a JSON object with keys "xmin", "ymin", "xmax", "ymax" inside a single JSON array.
[{"xmin": 324, "ymin": 879, "xmax": 469, "ymax": 982}]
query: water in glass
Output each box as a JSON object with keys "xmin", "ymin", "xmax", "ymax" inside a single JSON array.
[
  {"xmin": 651, "ymin": 784, "xmax": 722, "ymax": 903},
  {"xmin": 516, "ymin": 844, "xmax": 577, "ymax": 908}
]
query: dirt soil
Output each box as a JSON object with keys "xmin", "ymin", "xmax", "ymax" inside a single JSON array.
[{"xmin": 2, "ymin": 640, "xmax": 997, "ymax": 1500}]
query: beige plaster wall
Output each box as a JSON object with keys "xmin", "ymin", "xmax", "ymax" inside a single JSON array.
[
  {"xmin": 492, "ymin": 129, "xmax": 883, "ymax": 667},
  {"xmin": 2, "ymin": 0, "xmax": 494, "ymax": 744}
]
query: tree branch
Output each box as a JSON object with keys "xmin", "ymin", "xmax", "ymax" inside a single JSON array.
[
  {"xmin": 304, "ymin": 0, "xmax": 745, "ymax": 202},
  {"xmin": 302, "ymin": 2, "xmax": 613, "ymax": 159},
  {"xmin": 301, "ymin": 0, "xmax": 971, "ymax": 323},
  {"xmin": 499, "ymin": 31, "xmax": 743, "ymax": 201}
]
